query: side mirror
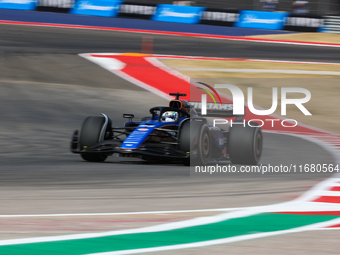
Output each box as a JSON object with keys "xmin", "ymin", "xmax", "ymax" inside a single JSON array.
[{"xmin": 123, "ymin": 114, "xmax": 134, "ymax": 122}]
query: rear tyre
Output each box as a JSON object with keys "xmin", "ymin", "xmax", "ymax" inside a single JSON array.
[
  {"xmin": 228, "ymin": 122, "xmax": 262, "ymax": 165},
  {"xmin": 79, "ymin": 116, "xmax": 108, "ymax": 162}
]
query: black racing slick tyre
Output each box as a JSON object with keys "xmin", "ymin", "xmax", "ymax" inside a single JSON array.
[
  {"xmin": 79, "ymin": 116, "xmax": 108, "ymax": 162},
  {"xmin": 179, "ymin": 120, "xmax": 211, "ymax": 166},
  {"xmin": 196, "ymin": 124, "xmax": 212, "ymax": 165},
  {"xmin": 178, "ymin": 120, "xmax": 190, "ymax": 165},
  {"xmin": 228, "ymin": 122, "xmax": 263, "ymax": 165}
]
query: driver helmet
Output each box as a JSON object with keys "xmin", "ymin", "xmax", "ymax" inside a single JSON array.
[{"xmin": 161, "ymin": 111, "xmax": 179, "ymax": 122}]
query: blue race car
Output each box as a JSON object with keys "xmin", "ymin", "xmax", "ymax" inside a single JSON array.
[{"xmin": 70, "ymin": 93, "xmax": 262, "ymax": 165}]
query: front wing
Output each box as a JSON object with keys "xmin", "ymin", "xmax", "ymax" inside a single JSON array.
[{"xmin": 71, "ymin": 135, "xmax": 188, "ymax": 159}]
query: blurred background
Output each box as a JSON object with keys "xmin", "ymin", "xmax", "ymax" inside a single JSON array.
[
  {"xmin": 125, "ymin": 0, "xmax": 340, "ymax": 15},
  {"xmin": 0, "ymin": 0, "xmax": 339, "ymax": 254}
]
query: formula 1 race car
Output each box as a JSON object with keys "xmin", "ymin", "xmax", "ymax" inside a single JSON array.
[{"xmin": 70, "ymin": 93, "xmax": 262, "ymax": 165}]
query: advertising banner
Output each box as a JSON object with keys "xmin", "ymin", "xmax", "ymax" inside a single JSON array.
[
  {"xmin": 152, "ymin": 4, "xmax": 205, "ymax": 24},
  {"xmin": 235, "ymin": 10, "xmax": 289, "ymax": 30},
  {"xmin": 0, "ymin": 0, "xmax": 37, "ymax": 10},
  {"xmin": 70, "ymin": 0, "xmax": 122, "ymax": 17}
]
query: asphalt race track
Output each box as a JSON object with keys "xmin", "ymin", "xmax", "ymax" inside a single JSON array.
[
  {"xmin": 1, "ymin": 24, "xmax": 340, "ymax": 61},
  {"xmin": 0, "ymin": 24, "xmax": 339, "ymax": 252}
]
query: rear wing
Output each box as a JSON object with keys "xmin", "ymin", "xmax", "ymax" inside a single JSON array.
[{"xmin": 190, "ymin": 101, "xmax": 244, "ymax": 119}]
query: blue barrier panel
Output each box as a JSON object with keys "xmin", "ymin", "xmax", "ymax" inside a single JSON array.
[
  {"xmin": 152, "ymin": 4, "xmax": 205, "ymax": 24},
  {"xmin": 0, "ymin": 0, "xmax": 37, "ymax": 10},
  {"xmin": 70, "ymin": 0, "xmax": 122, "ymax": 17},
  {"xmin": 235, "ymin": 10, "xmax": 289, "ymax": 30}
]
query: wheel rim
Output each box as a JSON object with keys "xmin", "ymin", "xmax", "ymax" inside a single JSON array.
[
  {"xmin": 254, "ymin": 132, "xmax": 262, "ymax": 161},
  {"xmin": 202, "ymin": 132, "xmax": 210, "ymax": 158}
]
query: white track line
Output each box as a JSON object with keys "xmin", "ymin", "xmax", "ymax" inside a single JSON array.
[
  {"xmin": 78, "ymin": 53, "xmax": 340, "ymax": 66},
  {"xmin": 154, "ymin": 54, "xmax": 340, "ymax": 66},
  {"xmin": 1, "ymin": 178, "xmax": 340, "ymax": 246},
  {"xmin": 0, "ymin": 208, "xmax": 243, "ymax": 218},
  {"xmin": 87, "ymin": 218, "xmax": 340, "ymax": 255},
  {"xmin": 79, "ymin": 54, "xmax": 171, "ymax": 100},
  {"xmin": 173, "ymin": 67, "xmax": 340, "ymax": 75}
]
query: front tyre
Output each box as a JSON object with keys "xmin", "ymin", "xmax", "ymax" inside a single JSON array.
[
  {"xmin": 179, "ymin": 120, "xmax": 211, "ymax": 166},
  {"xmin": 197, "ymin": 124, "xmax": 211, "ymax": 165},
  {"xmin": 228, "ymin": 123, "xmax": 262, "ymax": 165},
  {"xmin": 79, "ymin": 116, "xmax": 108, "ymax": 162},
  {"xmin": 178, "ymin": 120, "xmax": 190, "ymax": 165},
  {"xmin": 81, "ymin": 153, "xmax": 107, "ymax": 162}
]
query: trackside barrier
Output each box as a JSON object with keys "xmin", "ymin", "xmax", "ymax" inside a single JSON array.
[
  {"xmin": 324, "ymin": 16, "xmax": 340, "ymax": 33},
  {"xmin": 36, "ymin": 0, "xmax": 73, "ymax": 13},
  {"xmin": 118, "ymin": 2, "xmax": 157, "ymax": 20},
  {"xmin": 284, "ymin": 14, "xmax": 325, "ymax": 32},
  {"xmin": 200, "ymin": 8, "xmax": 239, "ymax": 27},
  {"xmin": 70, "ymin": 0, "xmax": 122, "ymax": 17},
  {"xmin": 151, "ymin": 4, "xmax": 205, "ymax": 24},
  {"xmin": 0, "ymin": 0, "xmax": 37, "ymax": 10},
  {"xmin": 234, "ymin": 10, "xmax": 289, "ymax": 30},
  {"xmin": 0, "ymin": 1, "xmax": 326, "ymax": 32}
]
